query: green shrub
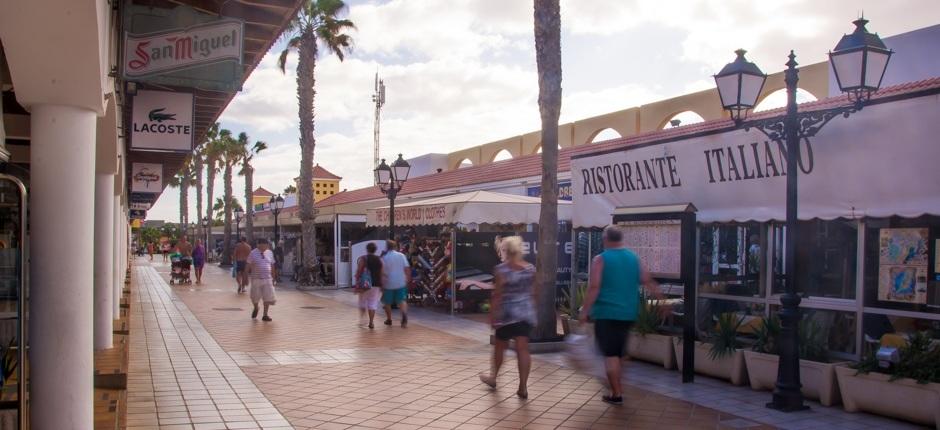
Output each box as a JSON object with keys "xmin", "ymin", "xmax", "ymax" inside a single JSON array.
[
  {"xmin": 634, "ymin": 299, "xmax": 662, "ymax": 336},
  {"xmin": 855, "ymin": 331, "xmax": 940, "ymax": 384},
  {"xmin": 707, "ymin": 313, "xmax": 743, "ymax": 360}
]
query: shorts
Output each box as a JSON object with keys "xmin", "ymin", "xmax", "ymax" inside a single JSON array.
[
  {"xmin": 495, "ymin": 321, "xmax": 532, "ymax": 341},
  {"xmin": 235, "ymin": 261, "xmax": 247, "ymax": 273},
  {"xmin": 358, "ymin": 288, "xmax": 382, "ymax": 311},
  {"xmin": 594, "ymin": 319, "xmax": 633, "ymax": 358},
  {"xmin": 381, "ymin": 288, "xmax": 408, "ymax": 306},
  {"xmin": 250, "ymin": 278, "xmax": 276, "ymax": 305}
]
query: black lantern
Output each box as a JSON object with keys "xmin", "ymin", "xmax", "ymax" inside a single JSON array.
[
  {"xmin": 270, "ymin": 194, "xmax": 285, "ymax": 244},
  {"xmin": 714, "ymin": 49, "xmax": 767, "ymax": 123},
  {"xmin": 829, "ymin": 18, "xmax": 893, "ymax": 104},
  {"xmin": 234, "ymin": 207, "xmax": 244, "ymax": 239},
  {"xmin": 374, "ymin": 154, "xmax": 410, "ymax": 239},
  {"xmin": 391, "ymin": 154, "xmax": 411, "ymax": 187},
  {"xmin": 374, "ymin": 158, "xmax": 392, "ymax": 191}
]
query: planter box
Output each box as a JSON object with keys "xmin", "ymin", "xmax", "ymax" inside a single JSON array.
[
  {"xmin": 743, "ymin": 350, "xmax": 845, "ymax": 406},
  {"xmin": 627, "ymin": 332, "xmax": 676, "ymax": 369},
  {"xmin": 673, "ymin": 338, "xmax": 747, "ymax": 385},
  {"xmin": 836, "ymin": 366, "xmax": 940, "ymax": 428}
]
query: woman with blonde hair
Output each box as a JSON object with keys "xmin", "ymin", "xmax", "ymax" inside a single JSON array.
[{"xmin": 479, "ymin": 235, "xmax": 536, "ymax": 399}]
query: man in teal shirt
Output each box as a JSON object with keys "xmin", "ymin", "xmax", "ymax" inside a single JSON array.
[{"xmin": 581, "ymin": 225, "xmax": 663, "ymax": 405}]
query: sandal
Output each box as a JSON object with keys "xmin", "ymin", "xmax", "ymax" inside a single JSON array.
[
  {"xmin": 602, "ymin": 395, "xmax": 623, "ymax": 405},
  {"xmin": 517, "ymin": 389, "xmax": 528, "ymax": 400}
]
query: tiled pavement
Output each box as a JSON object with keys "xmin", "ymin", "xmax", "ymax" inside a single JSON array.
[{"xmin": 125, "ymin": 257, "xmax": 926, "ymax": 430}]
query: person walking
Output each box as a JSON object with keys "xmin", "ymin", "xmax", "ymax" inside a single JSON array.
[
  {"xmin": 175, "ymin": 235, "xmax": 193, "ymax": 258},
  {"xmin": 192, "ymin": 239, "xmax": 206, "ymax": 284},
  {"xmin": 381, "ymin": 240, "xmax": 411, "ymax": 327},
  {"xmin": 147, "ymin": 242, "xmax": 154, "ymax": 261},
  {"xmin": 233, "ymin": 237, "xmax": 252, "ymax": 293},
  {"xmin": 580, "ymin": 225, "xmax": 664, "ymax": 405},
  {"xmin": 478, "ymin": 236, "xmax": 535, "ymax": 399},
  {"xmin": 354, "ymin": 242, "xmax": 384, "ymax": 329},
  {"xmin": 247, "ymin": 238, "xmax": 276, "ymax": 321},
  {"xmin": 161, "ymin": 241, "xmax": 171, "ymax": 262}
]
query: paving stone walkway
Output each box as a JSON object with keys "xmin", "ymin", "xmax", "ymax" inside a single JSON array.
[{"xmin": 124, "ymin": 256, "xmax": 925, "ymax": 430}]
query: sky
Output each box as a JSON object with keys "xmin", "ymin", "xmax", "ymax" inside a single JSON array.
[{"xmin": 148, "ymin": 0, "xmax": 940, "ymax": 222}]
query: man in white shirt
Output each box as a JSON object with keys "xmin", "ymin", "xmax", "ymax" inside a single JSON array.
[
  {"xmin": 381, "ymin": 240, "xmax": 412, "ymax": 327},
  {"xmin": 247, "ymin": 238, "xmax": 276, "ymax": 321}
]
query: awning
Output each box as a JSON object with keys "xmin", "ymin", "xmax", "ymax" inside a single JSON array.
[
  {"xmin": 366, "ymin": 190, "xmax": 572, "ymax": 227},
  {"xmin": 570, "ymin": 92, "xmax": 940, "ymax": 227}
]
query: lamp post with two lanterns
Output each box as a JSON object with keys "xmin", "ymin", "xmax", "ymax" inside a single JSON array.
[
  {"xmin": 374, "ymin": 154, "xmax": 412, "ymax": 240},
  {"xmin": 713, "ymin": 18, "xmax": 892, "ymax": 412},
  {"xmin": 270, "ymin": 194, "xmax": 285, "ymax": 244}
]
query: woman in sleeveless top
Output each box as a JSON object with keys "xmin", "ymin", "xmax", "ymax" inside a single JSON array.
[{"xmin": 479, "ymin": 236, "xmax": 536, "ymax": 399}]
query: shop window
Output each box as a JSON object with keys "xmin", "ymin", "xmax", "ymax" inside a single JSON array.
[
  {"xmin": 863, "ymin": 216, "xmax": 939, "ymax": 313},
  {"xmin": 862, "ymin": 312, "xmax": 940, "ymax": 355},
  {"xmin": 696, "ymin": 297, "xmax": 765, "ymax": 336},
  {"xmin": 573, "ymin": 230, "xmax": 603, "ymax": 282},
  {"xmin": 698, "ymin": 223, "xmax": 764, "ymax": 297},
  {"xmin": 772, "ymin": 219, "xmax": 857, "ymax": 299},
  {"xmin": 769, "ymin": 306, "xmax": 857, "ymax": 356}
]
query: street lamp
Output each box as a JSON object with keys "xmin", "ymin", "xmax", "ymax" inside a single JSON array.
[
  {"xmin": 201, "ymin": 216, "xmax": 210, "ymax": 256},
  {"xmin": 374, "ymin": 154, "xmax": 411, "ymax": 239},
  {"xmin": 714, "ymin": 18, "xmax": 891, "ymax": 412},
  {"xmin": 270, "ymin": 194, "xmax": 285, "ymax": 244},
  {"xmin": 234, "ymin": 207, "xmax": 244, "ymax": 240}
]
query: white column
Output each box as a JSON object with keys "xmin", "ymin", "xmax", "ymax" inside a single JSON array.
[
  {"xmin": 112, "ymin": 198, "xmax": 121, "ymax": 320},
  {"xmin": 93, "ymin": 174, "xmax": 114, "ymax": 350},
  {"xmin": 29, "ymin": 104, "xmax": 96, "ymax": 429}
]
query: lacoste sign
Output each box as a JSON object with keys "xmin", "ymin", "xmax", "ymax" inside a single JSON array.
[
  {"xmin": 131, "ymin": 90, "xmax": 194, "ymax": 152},
  {"xmin": 122, "ymin": 19, "xmax": 243, "ymax": 78}
]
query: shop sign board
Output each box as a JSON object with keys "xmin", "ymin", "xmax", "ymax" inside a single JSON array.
[
  {"xmin": 371, "ymin": 204, "xmax": 448, "ymax": 225},
  {"xmin": 130, "ymin": 202, "xmax": 152, "ymax": 211},
  {"xmin": 526, "ymin": 181, "xmax": 573, "ymax": 201},
  {"xmin": 129, "ymin": 209, "xmax": 147, "ymax": 220},
  {"xmin": 123, "ymin": 19, "xmax": 243, "ymax": 79},
  {"xmin": 131, "ymin": 163, "xmax": 163, "ymax": 193},
  {"xmin": 570, "ymin": 95, "xmax": 940, "ymax": 227},
  {"xmin": 131, "ymin": 90, "xmax": 194, "ymax": 152}
]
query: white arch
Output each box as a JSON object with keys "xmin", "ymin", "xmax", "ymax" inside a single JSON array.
[
  {"xmin": 591, "ymin": 128, "xmax": 622, "ymax": 143},
  {"xmin": 662, "ymin": 111, "xmax": 706, "ymax": 129},
  {"xmin": 492, "ymin": 149, "xmax": 513, "ymax": 162},
  {"xmin": 458, "ymin": 158, "xmax": 473, "ymax": 169},
  {"xmin": 535, "ymin": 144, "xmax": 562, "ymax": 154},
  {"xmin": 754, "ymin": 88, "xmax": 818, "ymax": 112}
]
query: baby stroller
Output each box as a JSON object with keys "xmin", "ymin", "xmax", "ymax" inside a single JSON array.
[{"xmin": 169, "ymin": 253, "xmax": 192, "ymax": 285}]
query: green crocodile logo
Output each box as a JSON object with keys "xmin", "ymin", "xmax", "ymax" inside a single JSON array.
[{"xmin": 148, "ymin": 108, "xmax": 176, "ymax": 123}]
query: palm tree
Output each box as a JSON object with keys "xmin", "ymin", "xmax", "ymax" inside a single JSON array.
[
  {"xmin": 168, "ymin": 158, "xmax": 195, "ymax": 229},
  {"xmin": 194, "ymin": 124, "xmax": 219, "ymax": 241},
  {"xmin": 533, "ymin": 0, "xmax": 562, "ymax": 340},
  {"xmin": 218, "ymin": 130, "xmax": 241, "ymax": 266},
  {"xmin": 213, "ymin": 197, "xmax": 243, "ymax": 221},
  {"xmin": 283, "ymin": 184, "xmax": 298, "ymax": 195},
  {"xmin": 278, "ymin": 0, "xmax": 355, "ymax": 272},
  {"xmin": 204, "ymin": 125, "xmax": 227, "ymax": 246},
  {"xmin": 237, "ymin": 132, "xmax": 268, "ymax": 243}
]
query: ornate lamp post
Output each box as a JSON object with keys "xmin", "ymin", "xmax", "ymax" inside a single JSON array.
[
  {"xmin": 201, "ymin": 216, "xmax": 211, "ymax": 257},
  {"xmin": 270, "ymin": 194, "xmax": 285, "ymax": 244},
  {"xmin": 374, "ymin": 154, "xmax": 411, "ymax": 239},
  {"xmin": 234, "ymin": 207, "xmax": 244, "ymax": 240},
  {"xmin": 714, "ymin": 18, "xmax": 891, "ymax": 412}
]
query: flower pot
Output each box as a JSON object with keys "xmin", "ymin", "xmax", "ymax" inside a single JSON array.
[
  {"xmin": 742, "ymin": 350, "xmax": 845, "ymax": 406},
  {"xmin": 835, "ymin": 366, "xmax": 940, "ymax": 428},
  {"xmin": 627, "ymin": 332, "xmax": 676, "ymax": 369},
  {"xmin": 673, "ymin": 338, "xmax": 747, "ymax": 385}
]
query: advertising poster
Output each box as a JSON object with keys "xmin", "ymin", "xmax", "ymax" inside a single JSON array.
[{"xmin": 878, "ymin": 228, "xmax": 929, "ymax": 303}]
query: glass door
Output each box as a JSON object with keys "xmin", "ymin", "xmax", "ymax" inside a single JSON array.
[{"xmin": 0, "ymin": 174, "xmax": 27, "ymax": 429}]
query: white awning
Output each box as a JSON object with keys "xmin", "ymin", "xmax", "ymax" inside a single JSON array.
[{"xmin": 366, "ymin": 190, "xmax": 572, "ymax": 227}]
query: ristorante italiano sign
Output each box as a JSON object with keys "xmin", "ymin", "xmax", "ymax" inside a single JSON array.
[
  {"xmin": 131, "ymin": 90, "xmax": 194, "ymax": 152},
  {"xmin": 122, "ymin": 19, "xmax": 243, "ymax": 78}
]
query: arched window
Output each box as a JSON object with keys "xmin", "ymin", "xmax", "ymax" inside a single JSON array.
[
  {"xmin": 458, "ymin": 158, "xmax": 473, "ymax": 169},
  {"xmin": 662, "ymin": 111, "xmax": 705, "ymax": 129},
  {"xmin": 535, "ymin": 144, "xmax": 562, "ymax": 154},
  {"xmin": 492, "ymin": 149, "xmax": 513, "ymax": 162},
  {"xmin": 590, "ymin": 128, "xmax": 622, "ymax": 143},
  {"xmin": 754, "ymin": 88, "xmax": 818, "ymax": 112}
]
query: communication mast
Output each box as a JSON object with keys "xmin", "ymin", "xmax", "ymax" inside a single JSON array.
[{"xmin": 372, "ymin": 73, "xmax": 386, "ymax": 182}]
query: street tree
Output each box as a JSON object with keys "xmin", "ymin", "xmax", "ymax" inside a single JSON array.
[
  {"xmin": 277, "ymin": 0, "xmax": 355, "ymax": 275},
  {"xmin": 237, "ymin": 132, "xmax": 268, "ymax": 243}
]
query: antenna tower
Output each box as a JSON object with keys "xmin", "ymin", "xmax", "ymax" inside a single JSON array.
[{"xmin": 372, "ymin": 73, "xmax": 386, "ymax": 182}]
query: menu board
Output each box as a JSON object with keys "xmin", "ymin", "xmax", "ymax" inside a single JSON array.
[
  {"xmin": 878, "ymin": 228, "xmax": 929, "ymax": 304},
  {"xmin": 617, "ymin": 220, "xmax": 681, "ymax": 278}
]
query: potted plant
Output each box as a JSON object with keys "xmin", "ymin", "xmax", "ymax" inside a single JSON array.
[
  {"xmin": 674, "ymin": 313, "xmax": 748, "ymax": 385},
  {"xmin": 837, "ymin": 332, "xmax": 940, "ymax": 428},
  {"xmin": 559, "ymin": 282, "xmax": 587, "ymax": 335},
  {"xmin": 743, "ymin": 316, "xmax": 846, "ymax": 406},
  {"xmin": 627, "ymin": 300, "xmax": 676, "ymax": 369}
]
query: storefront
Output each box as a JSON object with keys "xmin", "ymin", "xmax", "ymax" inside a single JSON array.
[{"xmin": 570, "ymin": 85, "xmax": 940, "ymax": 359}]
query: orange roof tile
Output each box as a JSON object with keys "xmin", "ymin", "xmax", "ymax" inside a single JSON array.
[{"xmin": 252, "ymin": 187, "xmax": 274, "ymax": 197}]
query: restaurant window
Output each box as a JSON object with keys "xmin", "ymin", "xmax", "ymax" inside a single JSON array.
[
  {"xmin": 696, "ymin": 297, "xmax": 765, "ymax": 336},
  {"xmin": 862, "ymin": 216, "xmax": 940, "ymax": 314},
  {"xmin": 769, "ymin": 306, "xmax": 858, "ymax": 356},
  {"xmin": 573, "ymin": 229, "xmax": 603, "ymax": 284},
  {"xmin": 698, "ymin": 223, "xmax": 764, "ymax": 298},
  {"xmin": 772, "ymin": 219, "xmax": 858, "ymax": 299}
]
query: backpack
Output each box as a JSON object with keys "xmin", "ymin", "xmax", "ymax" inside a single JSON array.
[{"xmin": 355, "ymin": 257, "xmax": 373, "ymax": 291}]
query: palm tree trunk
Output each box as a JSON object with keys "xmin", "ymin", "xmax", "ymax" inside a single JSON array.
[
  {"xmin": 533, "ymin": 0, "xmax": 562, "ymax": 340},
  {"xmin": 181, "ymin": 173, "xmax": 190, "ymax": 236},
  {"xmin": 206, "ymin": 158, "xmax": 216, "ymax": 253},
  {"xmin": 244, "ymin": 165, "xmax": 254, "ymax": 243},
  {"xmin": 195, "ymin": 155, "xmax": 204, "ymax": 242},
  {"xmin": 221, "ymin": 162, "xmax": 234, "ymax": 266},
  {"xmin": 297, "ymin": 29, "xmax": 318, "ymax": 270}
]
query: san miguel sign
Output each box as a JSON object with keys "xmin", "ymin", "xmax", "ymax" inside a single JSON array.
[
  {"xmin": 131, "ymin": 90, "xmax": 194, "ymax": 152},
  {"xmin": 122, "ymin": 20, "xmax": 243, "ymax": 78}
]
